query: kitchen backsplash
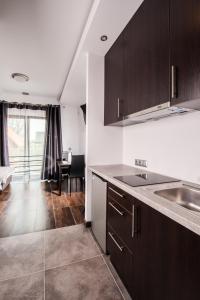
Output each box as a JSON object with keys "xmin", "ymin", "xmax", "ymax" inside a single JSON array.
[{"xmin": 123, "ymin": 110, "xmax": 200, "ymax": 184}]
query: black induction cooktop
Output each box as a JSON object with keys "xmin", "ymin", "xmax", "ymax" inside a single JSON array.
[{"xmin": 114, "ymin": 173, "xmax": 179, "ymax": 187}]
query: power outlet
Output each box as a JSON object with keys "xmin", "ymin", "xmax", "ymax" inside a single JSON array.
[{"xmin": 135, "ymin": 159, "xmax": 148, "ymax": 168}]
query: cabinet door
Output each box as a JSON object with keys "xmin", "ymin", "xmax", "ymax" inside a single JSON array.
[
  {"xmin": 134, "ymin": 200, "xmax": 200, "ymax": 300},
  {"xmin": 133, "ymin": 200, "xmax": 170, "ymax": 300},
  {"xmin": 125, "ymin": 0, "xmax": 170, "ymax": 115},
  {"xmin": 104, "ymin": 33, "xmax": 125, "ymax": 125},
  {"xmin": 170, "ymin": 0, "xmax": 200, "ymax": 107}
]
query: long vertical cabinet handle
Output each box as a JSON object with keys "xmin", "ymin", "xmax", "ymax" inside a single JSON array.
[
  {"xmin": 117, "ymin": 98, "xmax": 120, "ymax": 119},
  {"xmin": 171, "ymin": 65, "xmax": 177, "ymax": 99},
  {"xmin": 131, "ymin": 205, "xmax": 135, "ymax": 238}
]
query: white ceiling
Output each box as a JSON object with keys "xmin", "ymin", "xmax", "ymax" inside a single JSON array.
[
  {"xmin": 60, "ymin": 0, "xmax": 143, "ymax": 105},
  {"xmin": 0, "ymin": 0, "xmax": 143, "ymax": 106},
  {"xmin": 60, "ymin": 54, "xmax": 87, "ymax": 106},
  {"xmin": 82, "ymin": 0, "xmax": 143, "ymax": 56},
  {"xmin": 0, "ymin": 0, "xmax": 93, "ymax": 102}
]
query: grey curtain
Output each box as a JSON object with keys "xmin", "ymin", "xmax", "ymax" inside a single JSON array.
[
  {"xmin": 0, "ymin": 101, "xmax": 9, "ymax": 166},
  {"xmin": 41, "ymin": 105, "xmax": 63, "ymax": 180}
]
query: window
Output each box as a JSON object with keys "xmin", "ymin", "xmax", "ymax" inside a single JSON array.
[{"xmin": 8, "ymin": 110, "xmax": 46, "ymax": 180}]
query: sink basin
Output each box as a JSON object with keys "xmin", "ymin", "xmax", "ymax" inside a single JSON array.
[{"xmin": 155, "ymin": 187, "xmax": 200, "ymax": 212}]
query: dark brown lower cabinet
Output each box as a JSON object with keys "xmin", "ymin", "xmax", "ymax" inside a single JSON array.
[
  {"xmin": 107, "ymin": 225, "xmax": 134, "ymax": 298},
  {"xmin": 107, "ymin": 183, "xmax": 200, "ymax": 300},
  {"xmin": 107, "ymin": 197, "xmax": 133, "ymax": 250}
]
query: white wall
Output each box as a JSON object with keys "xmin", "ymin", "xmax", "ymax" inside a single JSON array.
[
  {"xmin": 86, "ymin": 53, "xmax": 123, "ymax": 166},
  {"xmin": 123, "ymin": 110, "xmax": 200, "ymax": 184},
  {"xmin": 85, "ymin": 53, "xmax": 123, "ymax": 221},
  {"xmin": 61, "ymin": 105, "xmax": 85, "ymax": 155}
]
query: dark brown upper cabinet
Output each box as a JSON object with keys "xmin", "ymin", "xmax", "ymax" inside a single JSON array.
[
  {"xmin": 104, "ymin": 0, "xmax": 200, "ymax": 126},
  {"xmin": 124, "ymin": 0, "xmax": 170, "ymax": 114},
  {"xmin": 170, "ymin": 0, "xmax": 200, "ymax": 108},
  {"xmin": 104, "ymin": 33, "xmax": 126, "ymax": 125}
]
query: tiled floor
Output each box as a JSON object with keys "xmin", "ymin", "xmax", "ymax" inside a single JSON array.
[
  {"xmin": 0, "ymin": 224, "xmax": 131, "ymax": 300},
  {"xmin": 0, "ymin": 180, "xmax": 85, "ymax": 237}
]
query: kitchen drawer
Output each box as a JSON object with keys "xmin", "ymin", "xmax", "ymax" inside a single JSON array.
[
  {"xmin": 107, "ymin": 226, "xmax": 134, "ymax": 298},
  {"xmin": 107, "ymin": 198, "xmax": 134, "ymax": 250},
  {"xmin": 107, "ymin": 184, "xmax": 134, "ymax": 212}
]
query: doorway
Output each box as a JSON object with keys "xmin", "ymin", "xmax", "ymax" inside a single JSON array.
[{"xmin": 8, "ymin": 113, "xmax": 46, "ymax": 181}]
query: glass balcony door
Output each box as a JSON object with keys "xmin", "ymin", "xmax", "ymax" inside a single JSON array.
[{"xmin": 8, "ymin": 114, "xmax": 46, "ymax": 181}]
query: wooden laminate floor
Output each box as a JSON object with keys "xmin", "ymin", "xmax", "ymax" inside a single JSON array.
[{"xmin": 0, "ymin": 179, "xmax": 85, "ymax": 238}]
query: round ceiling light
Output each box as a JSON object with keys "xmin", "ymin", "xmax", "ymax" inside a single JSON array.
[
  {"xmin": 11, "ymin": 73, "xmax": 29, "ymax": 82},
  {"xmin": 100, "ymin": 35, "xmax": 108, "ymax": 41}
]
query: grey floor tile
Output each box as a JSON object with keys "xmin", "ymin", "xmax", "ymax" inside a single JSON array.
[
  {"xmin": 0, "ymin": 271, "xmax": 44, "ymax": 300},
  {"xmin": 45, "ymin": 256, "xmax": 123, "ymax": 300},
  {"xmin": 45, "ymin": 224, "xmax": 100, "ymax": 269},
  {"xmin": 0, "ymin": 231, "xmax": 44, "ymax": 281}
]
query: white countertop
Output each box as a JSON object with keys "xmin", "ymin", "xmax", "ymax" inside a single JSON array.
[{"xmin": 88, "ymin": 164, "xmax": 200, "ymax": 237}]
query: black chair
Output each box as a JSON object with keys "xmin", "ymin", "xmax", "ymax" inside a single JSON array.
[
  {"xmin": 56, "ymin": 159, "xmax": 71, "ymax": 196},
  {"xmin": 68, "ymin": 155, "xmax": 85, "ymax": 195}
]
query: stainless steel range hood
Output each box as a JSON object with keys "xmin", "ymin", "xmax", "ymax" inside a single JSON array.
[{"xmin": 112, "ymin": 102, "xmax": 193, "ymax": 126}]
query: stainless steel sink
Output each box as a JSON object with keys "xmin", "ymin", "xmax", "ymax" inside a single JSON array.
[{"xmin": 155, "ymin": 187, "xmax": 200, "ymax": 212}]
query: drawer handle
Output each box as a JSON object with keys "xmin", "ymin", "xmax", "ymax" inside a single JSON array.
[
  {"xmin": 108, "ymin": 202, "xmax": 124, "ymax": 216},
  {"xmin": 108, "ymin": 232, "xmax": 124, "ymax": 252},
  {"xmin": 108, "ymin": 187, "xmax": 124, "ymax": 198}
]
